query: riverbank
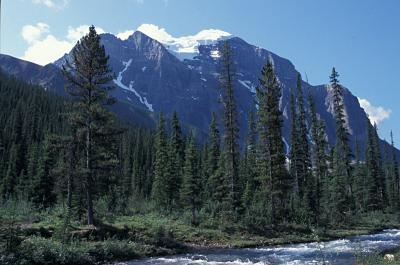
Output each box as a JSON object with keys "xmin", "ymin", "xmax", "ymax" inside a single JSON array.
[
  {"xmin": 357, "ymin": 246, "xmax": 400, "ymax": 264},
  {"xmin": 2, "ymin": 210, "xmax": 400, "ymax": 265}
]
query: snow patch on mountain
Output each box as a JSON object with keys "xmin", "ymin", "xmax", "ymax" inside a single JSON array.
[
  {"xmin": 239, "ymin": 80, "xmax": 256, "ymax": 94},
  {"xmin": 137, "ymin": 24, "xmax": 232, "ymax": 61},
  {"xmin": 113, "ymin": 59, "xmax": 154, "ymax": 112},
  {"xmin": 210, "ymin": 50, "xmax": 220, "ymax": 59}
]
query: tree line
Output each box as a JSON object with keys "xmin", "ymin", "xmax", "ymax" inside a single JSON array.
[{"xmin": 0, "ymin": 26, "xmax": 398, "ymax": 231}]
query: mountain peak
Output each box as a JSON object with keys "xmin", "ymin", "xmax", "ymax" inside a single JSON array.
[{"xmin": 136, "ymin": 24, "xmax": 232, "ymax": 61}]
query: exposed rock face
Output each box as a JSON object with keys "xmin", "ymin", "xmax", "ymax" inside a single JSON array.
[{"xmin": 0, "ymin": 30, "xmax": 390, "ymax": 156}]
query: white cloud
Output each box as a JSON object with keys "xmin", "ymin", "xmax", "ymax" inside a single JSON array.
[
  {"xmin": 32, "ymin": 0, "xmax": 70, "ymax": 9},
  {"xmin": 116, "ymin": 30, "xmax": 135, "ymax": 40},
  {"xmin": 21, "ymin": 22, "xmax": 50, "ymax": 44},
  {"xmin": 23, "ymin": 35, "xmax": 73, "ymax": 66},
  {"xmin": 137, "ymin": 24, "xmax": 174, "ymax": 43},
  {"xmin": 20, "ymin": 22, "xmax": 231, "ymax": 65},
  {"xmin": 21, "ymin": 24, "xmax": 104, "ymax": 66},
  {"xmin": 358, "ymin": 97, "xmax": 392, "ymax": 125}
]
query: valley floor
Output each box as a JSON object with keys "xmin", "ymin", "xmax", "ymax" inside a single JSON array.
[{"xmin": 2, "ymin": 204, "xmax": 400, "ymax": 265}]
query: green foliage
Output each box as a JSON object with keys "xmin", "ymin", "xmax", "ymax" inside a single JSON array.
[
  {"xmin": 17, "ymin": 237, "xmax": 93, "ymax": 265},
  {"xmin": 329, "ymin": 67, "xmax": 353, "ymax": 224},
  {"xmin": 62, "ymin": 25, "xmax": 121, "ymax": 225},
  {"xmin": 257, "ymin": 60, "xmax": 291, "ymax": 224},
  {"xmin": 219, "ymin": 41, "xmax": 241, "ymax": 218},
  {"xmin": 152, "ymin": 112, "xmax": 171, "ymax": 210},
  {"xmin": 180, "ymin": 135, "xmax": 201, "ymax": 225}
]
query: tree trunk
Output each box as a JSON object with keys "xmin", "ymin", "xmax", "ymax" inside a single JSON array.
[
  {"xmin": 86, "ymin": 185, "xmax": 94, "ymax": 225},
  {"xmin": 67, "ymin": 142, "xmax": 74, "ymax": 210},
  {"xmin": 67, "ymin": 175, "xmax": 72, "ymax": 210},
  {"xmin": 86, "ymin": 123, "xmax": 94, "ymax": 226}
]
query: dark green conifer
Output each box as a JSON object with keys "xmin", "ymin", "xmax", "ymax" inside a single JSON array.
[
  {"xmin": 219, "ymin": 41, "xmax": 240, "ymax": 217},
  {"xmin": 62, "ymin": 25, "xmax": 118, "ymax": 225},
  {"xmin": 181, "ymin": 134, "xmax": 201, "ymax": 225},
  {"xmin": 257, "ymin": 61, "xmax": 290, "ymax": 224}
]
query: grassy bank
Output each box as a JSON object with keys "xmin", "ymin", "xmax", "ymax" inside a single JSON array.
[
  {"xmin": 355, "ymin": 247, "xmax": 400, "ymax": 264},
  {"xmin": 1, "ymin": 201, "xmax": 400, "ymax": 265}
]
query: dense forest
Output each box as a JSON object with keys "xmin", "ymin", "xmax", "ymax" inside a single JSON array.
[{"xmin": 1, "ymin": 26, "xmax": 400, "ymax": 264}]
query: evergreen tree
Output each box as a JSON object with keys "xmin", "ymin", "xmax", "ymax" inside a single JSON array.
[
  {"xmin": 257, "ymin": 61, "xmax": 290, "ymax": 224},
  {"xmin": 329, "ymin": 67, "xmax": 353, "ymax": 223},
  {"xmin": 2, "ymin": 107, "xmax": 24, "ymax": 200},
  {"xmin": 352, "ymin": 137, "xmax": 367, "ymax": 213},
  {"xmin": 289, "ymin": 89, "xmax": 300, "ymax": 200},
  {"xmin": 31, "ymin": 135, "xmax": 57, "ymax": 209},
  {"xmin": 373, "ymin": 123, "xmax": 386, "ymax": 206},
  {"xmin": 152, "ymin": 113, "xmax": 170, "ymax": 210},
  {"xmin": 365, "ymin": 120, "xmax": 380, "ymax": 210},
  {"xmin": 181, "ymin": 134, "xmax": 201, "ymax": 225},
  {"xmin": 296, "ymin": 75, "xmax": 314, "ymax": 223},
  {"xmin": 309, "ymin": 95, "xmax": 329, "ymax": 224},
  {"xmin": 219, "ymin": 41, "xmax": 240, "ymax": 217},
  {"xmin": 242, "ymin": 111, "xmax": 257, "ymax": 209},
  {"xmin": 62, "ymin": 25, "xmax": 118, "ymax": 225},
  {"xmin": 168, "ymin": 111, "xmax": 184, "ymax": 207},
  {"xmin": 206, "ymin": 112, "xmax": 221, "ymax": 199},
  {"xmin": 388, "ymin": 131, "xmax": 400, "ymax": 210}
]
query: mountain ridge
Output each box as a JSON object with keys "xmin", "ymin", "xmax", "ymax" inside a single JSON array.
[{"xmin": 0, "ymin": 28, "xmax": 394, "ymax": 157}]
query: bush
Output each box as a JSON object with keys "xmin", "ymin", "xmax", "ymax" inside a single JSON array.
[
  {"xmin": 89, "ymin": 239, "xmax": 140, "ymax": 261},
  {"xmin": 152, "ymin": 226, "xmax": 179, "ymax": 248},
  {"xmin": 0, "ymin": 200, "xmax": 38, "ymax": 222},
  {"xmin": 18, "ymin": 236, "xmax": 93, "ymax": 265}
]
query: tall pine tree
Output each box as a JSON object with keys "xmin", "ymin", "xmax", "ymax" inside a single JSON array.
[
  {"xmin": 257, "ymin": 61, "xmax": 290, "ymax": 224},
  {"xmin": 329, "ymin": 67, "xmax": 353, "ymax": 224},
  {"xmin": 62, "ymin": 25, "xmax": 119, "ymax": 225},
  {"xmin": 152, "ymin": 112, "xmax": 170, "ymax": 210},
  {"xmin": 219, "ymin": 41, "xmax": 240, "ymax": 218},
  {"xmin": 181, "ymin": 134, "xmax": 201, "ymax": 225}
]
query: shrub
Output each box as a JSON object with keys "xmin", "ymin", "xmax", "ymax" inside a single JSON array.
[
  {"xmin": 89, "ymin": 239, "xmax": 140, "ymax": 261},
  {"xmin": 18, "ymin": 236, "xmax": 93, "ymax": 265}
]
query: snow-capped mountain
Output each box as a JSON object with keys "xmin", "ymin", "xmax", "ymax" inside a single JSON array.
[
  {"xmin": 0, "ymin": 25, "xmax": 391, "ymax": 156},
  {"xmin": 134, "ymin": 24, "xmax": 232, "ymax": 61}
]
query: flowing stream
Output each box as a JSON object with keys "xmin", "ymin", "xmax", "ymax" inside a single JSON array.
[{"xmin": 119, "ymin": 229, "xmax": 400, "ymax": 265}]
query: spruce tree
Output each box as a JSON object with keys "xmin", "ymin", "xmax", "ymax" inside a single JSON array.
[
  {"xmin": 206, "ymin": 112, "xmax": 221, "ymax": 199},
  {"xmin": 242, "ymin": 111, "xmax": 257, "ymax": 209},
  {"xmin": 352, "ymin": 137, "xmax": 367, "ymax": 213},
  {"xmin": 289, "ymin": 89, "xmax": 300, "ymax": 199},
  {"xmin": 365, "ymin": 120, "xmax": 380, "ymax": 210},
  {"xmin": 181, "ymin": 134, "xmax": 201, "ymax": 225},
  {"xmin": 168, "ymin": 111, "xmax": 184, "ymax": 207},
  {"xmin": 32, "ymin": 135, "xmax": 57, "ymax": 209},
  {"xmin": 388, "ymin": 131, "xmax": 400, "ymax": 210},
  {"xmin": 1, "ymin": 107, "xmax": 24, "ymax": 200},
  {"xmin": 152, "ymin": 112, "xmax": 170, "ymax": 210},
  {"xmin": 329, "ymin": 67, "xmax": 353, "ymax": 223},
  {"xmin": 296, "ymin": 75, "xmax": 314, "ymax": 223},
  {"xmin": 62, "ymin": 25, "xmax": 118, "ymax": 225},
  {"xmin": 373, "ymin": 123, "xmax": 386, "ymax": 206},
  {"xmin": 257, "ymin": 61, "xmax": 290, "ymax": 224},
  {"xmin": 219, "ymin": 41, "xmax": 240, "ymax": 217},
  {"xmin": 309, "ymin": 95, "xmax": 329, "ymax": 224}
]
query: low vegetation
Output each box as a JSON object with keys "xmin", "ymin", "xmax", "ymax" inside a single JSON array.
[{"xmin": 1, "ymin": 199, "xmax": 400, "ymax": 265}]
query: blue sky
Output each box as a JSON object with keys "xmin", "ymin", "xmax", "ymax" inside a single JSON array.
[{"xmin": 2, "ymin": 0, "xmax": 400, "ymax": 144}]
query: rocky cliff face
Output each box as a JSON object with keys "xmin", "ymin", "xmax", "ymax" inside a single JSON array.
[{"xmin": 0, "ymin": 29, "xmax": 386, "ymax": 156}]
